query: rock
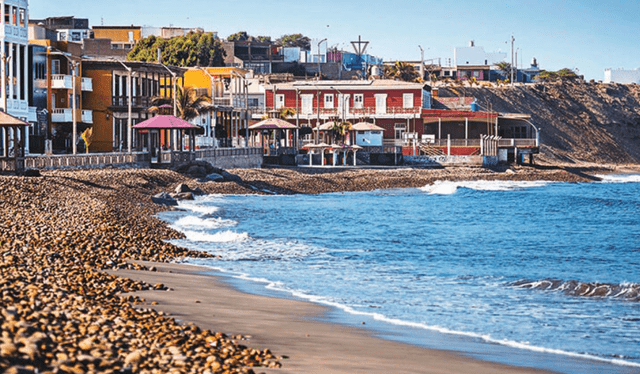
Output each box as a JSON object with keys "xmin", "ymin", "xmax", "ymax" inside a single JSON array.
[
  {"xmin": 187, "ymin": 165, "xmax": 207, "ymax": 177},
  {"xmin": 172, "ymin": 192, "xmax": 194, "ymax": 201},
  {"xmin": 175, "ymin": 184, "xmax": 192, "ymax": 194},
  {"xmin": 151, "ymin": 192, "xmax": 178, "ymax": 206},
  {"xmin": 205, "ymin": 173, "xmax": 225, "ymax": 182},
  {"xmin": 220, "ymin": 171, "xmax": 242, "ymax": 183}
]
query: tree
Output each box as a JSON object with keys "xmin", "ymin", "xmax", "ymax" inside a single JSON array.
[
  {"xmin": 227, "ymin": 32, "xmax": 271, "ymax": 44},
  {"xmin": 535, "ymin": 68, "xmax": 579, "ymax": 82},
  {"xmin": 149, "ymin": 86, "xmax": 213, "ymax": 122},
  {"xmin": 383, "ymin": 61, "xmax": 421, "ymax": 82},
  {"xmin": 128, "ymin": 32, "xmax": 226, "ymax": 67},
  {"xmin": 275, "ymin": 34, "xmax": 311, "ymax": 50},
  {"xmin": 495, "ymin": 61, "xmax": 512, "ymax": 77},
  {"xmin": 81, "ymin": 127, "xmax": 93, "ymax": 153},
  {"xmin": 331, "ymin": 121, "xmax": 352, "ymax": 144}
]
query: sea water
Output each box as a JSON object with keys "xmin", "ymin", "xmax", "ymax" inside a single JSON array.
[{"xmin": 158, "ymin": 174, "xmax": 640, "ymax": 374}]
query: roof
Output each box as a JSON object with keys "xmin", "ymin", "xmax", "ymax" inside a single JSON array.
[
  {"xmin": 82, "ymin": 59, "xmax": 185, "ymax": 75},
  {"xmin": 265, "ymin": 79, "xmax": 426, "ymax": 91},
  {"xmin": 422, "ymin": 109, "xmax": 497, "ymax": 123},
  {"xmin": 352, "ymin": 122, "xmax": 384, "ymax": 131},
  {"xmin": 132, "ymin": 115, "xmax": 200, "ymax": 130},
  {"xmin": 249, "ymin": 118, "xmax": 297, "ymax": 130},
  {"xmin": 0, "ymin": 111, "xmax": 28, "ymax": 127}
]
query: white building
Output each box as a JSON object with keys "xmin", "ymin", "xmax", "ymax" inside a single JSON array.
[
  {"xmin": 1, "ymin": 0, "xmax": 28, "ymax": 121},
  {"xmin": 604, "ymin": 68, "xmax": 640, "ymax": 84},
  {"xmin": 454, "ymin": 41, "xmax": 506, "ymax": 67}
]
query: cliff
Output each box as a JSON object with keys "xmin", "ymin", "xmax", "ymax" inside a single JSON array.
[{"xmin": 438, "ymin": 82, "xmax": 640, "ymax": 164}]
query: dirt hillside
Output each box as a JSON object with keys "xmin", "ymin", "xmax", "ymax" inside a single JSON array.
[{"xmin": 439, "ymin": 82, "xmax": 640, "ymax": 164}]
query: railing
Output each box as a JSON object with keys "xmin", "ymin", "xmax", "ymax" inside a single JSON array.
[
  {"xmin": 498, "ymin": 138, "xmax": 538, "ymax": 147},
  {"xmin": 51, "ymin": 108, "xmax": 72, "ymax": 122},
  {"xmin": 51, "ymin": 74, "xmax": 73, "ymax": 89},
  {"xmin": 195, "ymin": 147, "xmax": 262, "ymax": 159},
  {"xmin": 81, "ymin": 77, "xmax": 93, "ymax": 91},
  {"xmin": 24, "ymin": 152, "xmax": 149, "ymax": 170},
  {"xmin": 213, "ymin": 97, "xmax": 231, "ymax": 107},
  {"xmin": 112, "ymin": 96, "xmax": 152, "ymax": 107},
  {"xmin": 428, "ymin": 139, "xmax": 482, "ymax": 147},
  {"xmin": 81, "ymin": 110, "xmax": 93, "ymax": 123},
  {"xmin": 266, "ymin": 106, "xmax": 421, "ymax": 119},
  {"xmin": 0, "ymin": 157, "xmax": 24, "ymax": 173}
]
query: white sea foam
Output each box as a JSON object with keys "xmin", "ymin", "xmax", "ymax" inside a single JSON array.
[
  {"xmin": 420, "ymin": 180, "xmax": 550, "ymax": 194},
  {"xmin": 172, "ymin": 215, "xmax": 237, "ymax": 230},
  {"xmin": 224, "ymin": 271, "xmax": 640, "ymax": 369},
  {"xmin": 596, "ymin": 174, "xmax": 640, "ymax": 184},
  {"xmin": 181, "ymin": 229, "xmax": 249, "ymax": 243}
]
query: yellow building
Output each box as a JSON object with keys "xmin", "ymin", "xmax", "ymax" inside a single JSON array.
[{"xmin": 92, "ymin": 26, "xmax": 142, "ymax": 51}]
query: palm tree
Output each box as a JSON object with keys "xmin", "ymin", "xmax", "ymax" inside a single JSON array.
[
  {"xmin": 149, "ymin": 86, "xmax": 213, "ymax": 121},
  {"xmin": 331, "ymin": 121, "xmax": 352, "ymax": 144},
  {"xmin": 384, "ymin": 61, "xmax": 421, "ymax": 82}
]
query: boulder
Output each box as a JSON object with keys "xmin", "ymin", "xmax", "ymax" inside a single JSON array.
[
  {"xmin": 151, "ymin": 192, "xmax": 178, "ymax": 206},
  {"xmin": 187, "ymin": 165, "xmax": 207, "ymax": 178},
  {"xmin": 220, "ymin": 171, "xmax": 242, "ymax": 183},
  {"xmin": 175, "ymin": 184, "xmax": 192, "ymax": 194},
  {"xmin": 205, "ymin": 173, "xmax": 225, "ymax": 182},
  {"xmin": 172, "ymin": 192, "xmax": 195, "ymax": 201},
  {"xmin": 23, "ymin": 168, "xmax": 41, "ymax": 177}
]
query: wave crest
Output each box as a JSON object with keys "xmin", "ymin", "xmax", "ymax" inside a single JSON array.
[{"xmin": 511, "ymin": 279, "xmax": 640, "ymax": 301}]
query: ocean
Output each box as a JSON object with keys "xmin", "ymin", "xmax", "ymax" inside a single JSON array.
[{"xmin": 158, "ymin": 174, "xmax": 640, "ymax": 374}]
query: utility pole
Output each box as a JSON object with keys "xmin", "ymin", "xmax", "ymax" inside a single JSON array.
[
  {"xmin": 510, "ymin": 35, "xmax": 515, "ymax": 86},
  {"xmin": 418, "ymin": 45, "xmax": 425, "ymax": 81}
]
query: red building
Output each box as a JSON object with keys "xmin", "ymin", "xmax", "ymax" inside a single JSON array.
[{"xmin": 261, "ymin": 80, "xmax": 427, "ymax": 145}]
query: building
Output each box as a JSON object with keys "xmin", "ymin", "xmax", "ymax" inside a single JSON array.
[
  {"xmin": 82, "ymin": 60, "xmax": 184, "ymax": 152},
  {"xmin": 92, "ymin": 25, "xmax": 141, "ymax": 51},
  {"xmin": 261, "ymin": 79, "xmax": 427, "ymax": 146},
  {"xmin": 453, "ymin": 41, "xmax": 506, "ymax": 81},
  {"xmin": 1, "ymin": 0, "xmax": 30, "ymax": 126},
  {"xmin": 183, "ymin": 66, "xmax": 251, "ymax": 148},
  {"xmin": 29, "ymin": 16, "xmax": 92, "ymax": 42},
  {"xmin": 223, "ymin": 40, "xmax": 281, "ymax": 74},
  {"xmin": 604, "ymin": 68, "xmax": 640, "ymax": 84}
]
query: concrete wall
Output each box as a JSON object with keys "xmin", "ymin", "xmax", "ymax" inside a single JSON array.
[
  {"xmin": 604, "ymin": 68, "xmax": 640, "ymax": 84},
  {"xmin": 196, "ymin": 148, "xmax": 262, "ymax": 168}
]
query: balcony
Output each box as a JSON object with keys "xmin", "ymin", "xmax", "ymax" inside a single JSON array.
[
  {"xmin": 28, "ymin": 107, "xmax": 37, "ymax": 122},
  {"xmin": 82, "ymin": 110, "xmax": 93, "ymax": 124},
  {"xmin": 262, "ymin": 106, "xmax": 421, "ymax": 119},
  {"xmin": 81, "ymin": 77, "xmax": 92, "ymax": 91},
  {"xmin": 52, "ymin": 108, "xmax": 93, "ymax": 124},
  {"xmin": 51, "ymin": 74, "xmax": 73, "ymax": 90}
]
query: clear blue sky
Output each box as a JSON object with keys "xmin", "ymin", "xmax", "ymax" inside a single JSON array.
[{"xmin": 29, "ymin": 0, "xmax": 640, "ymax": 80}]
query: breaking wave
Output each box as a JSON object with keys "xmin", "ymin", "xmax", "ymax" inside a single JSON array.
[
  {"xmin": 420, "ymin": 180, "xmax": 550, "ymax": 195},
  {"xmin": 596, "ymin": 174, "xmax": 640, "ymax": 184},
  {"xmin": 511, "ymin": 279, "xmax": 640, "ymax": 301}
]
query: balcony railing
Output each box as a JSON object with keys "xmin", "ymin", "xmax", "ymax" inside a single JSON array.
[
  {"xmin": 264, "ymin": 106, "xmax": 421, "ymax": 118},
  {"xmin": 112, "ymin": 96, "xmax": 152, "ymax": 108},
  {"xmin": 51, "ymin": 108, "xmax": 72, "ymax": 123},
  {"xmin": 51, "ymin": 74, "xmax": 73, "ymax": 90},
  {"xmin": 81, "ymin": 77, "xmax": 92, "ymax": 91},
  {"xmin": 81, "ymin": 110, "xmax": 93, "ymax": 123}
]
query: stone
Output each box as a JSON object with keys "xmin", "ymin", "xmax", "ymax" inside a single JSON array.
[
  {"xmin": 175, "ymin": 184, "xmax": 192, "ymax": 194},
  {"xmin": 205, "ymin": 173, "xmax": 224, "ymax": 182},
  {"xmin": 151, "ymin": 192, "xmax": 178, "ymax": 206},
  {"xmin": 173, "ymin": 192, "xmax": 194, "ymax": 201}
]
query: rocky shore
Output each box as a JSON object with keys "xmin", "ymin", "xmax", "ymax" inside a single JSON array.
[{"xmin": 0, "ymin": 164, "xmax": 634, "ymax": 373}]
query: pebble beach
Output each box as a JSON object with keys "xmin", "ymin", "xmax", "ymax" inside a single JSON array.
[{"xmin": 0, "ymin": 164, "xmax": 631, "ymax": 373}]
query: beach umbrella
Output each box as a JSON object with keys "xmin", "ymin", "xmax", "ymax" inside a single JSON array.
[{"xmin": 249, "ymin": 118, "xmax": 297, "ymax": 130}]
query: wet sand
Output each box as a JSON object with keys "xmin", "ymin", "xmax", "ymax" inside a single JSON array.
[{"xmin": 115, "ymin": 261, "xmax": 558, "ymax": 374}]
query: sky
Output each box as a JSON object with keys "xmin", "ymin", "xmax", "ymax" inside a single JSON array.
[{"xmin": 29, "ymin": 0, "xmax": 640, "ymax": 80}]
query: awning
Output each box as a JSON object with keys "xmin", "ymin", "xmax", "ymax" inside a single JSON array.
[
  {"xmin": 249, "ymin": 118, "xmax": 298, "ymax": 130},
  {"xmin": 133, "ymin": 115, "xmax": 200, "ymax": 129}
]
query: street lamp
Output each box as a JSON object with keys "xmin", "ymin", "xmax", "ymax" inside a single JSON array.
[
  {"xmin": 158, "ymin": 63, "xmax": 177, "ymax": 117},
  {"xmin": 49, "ymin": 47, "xmax": 79, "ymax": 154},
  {"xmin": 317, "ymin": 38, "xmax": 327, "ymax": 78}
]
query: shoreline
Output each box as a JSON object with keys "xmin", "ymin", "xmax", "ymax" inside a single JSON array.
[
  {"xmin": 114, "ymin": 261, "xmax": 562, "ymax": 374},
  {"xmin": 2, "ymin": 165, "xmax": 639, "ymax": 373}
]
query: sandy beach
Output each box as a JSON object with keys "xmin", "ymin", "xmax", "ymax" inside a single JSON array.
[
  {"xmin": 1, "ymin": 164, "xmax": 634, "ymax": 373},
  {"xmin": 114, "ymin": 261, "xmax": 556, "ymax": 374}
]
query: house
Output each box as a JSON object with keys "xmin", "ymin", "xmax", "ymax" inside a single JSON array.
[
  {"xmin": 183, "ymin": 66, "xmax": 252, "ymax": 148},
  {"xmin": 261, "ymin": 79, "xmax": 427, "ymax": 147},
  {"xmin": 453, "ymin": 41, "xmax": 506, "ymax": 81},
  {"xmin": 29, "ymin": 16, "xmax": 92, "ymax": 43},
  {"xmin": 82, "ymin": 59, "xmax": 184, "ymax": 152},
  {"xmin": 92, "ymin": 25, "xmax": 141, "ymax": 52},
  {"xmin": 604, "ymin": 67, "xmax": 640, "ymax": 84},
  {"xmin": 223, "ymin": 40, "xmax": 281, "ymax": 74},
  {"xmin": 1, "ymin": 0, "xmax": 30, "ymax": 155}
]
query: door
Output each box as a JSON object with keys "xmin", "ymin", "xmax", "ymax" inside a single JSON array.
[{"xmin": 301, "ymin": 94, "xmax": 313, "ymax": 115}]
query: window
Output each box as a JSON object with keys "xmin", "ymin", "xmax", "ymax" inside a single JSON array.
[
  {"xmin": 403, "ymin": 93, "xmax": 414, "ymax": 109},
  {"xmin": 324, "ymin": 94, "xmax": 334, "ymax": 108},
  {"xmin": 354, "ymin": 94, "xmax": 363, "ymax": 109},
  {"xmin": 18, "ymin": 9, "xmax": 24, "ymax": 27},
  {"xmin": 394, "ymin": 123, "xmax": 406, "ymax": 139},
  {"xmin": 12, "ymin": 7, "xmax": 16, "ymax": 26},
  {"xmin": 4, "ymin": 5, "xmax": 9, "ymax": 24},
  {"xmin": 275, "ymin": 94, "xmax": 285, "ymax": 109},
  {"xmin": 128, "ymin": 31, "xmax": 134, "ymax": 42},
  {"xmin": 374, "ymin": 94, "xmax": 387, "ymax": 114},
  {"xmin": 71, "ymin": 32, "xmax": 81, "ymax": 42},
  {"xmin": 51, "ymin": 60, "xmax": 60, "ymax": 75},
  {"xmin": 301, "ymin": 94, "xmax": 313, "ymax": 114}
]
